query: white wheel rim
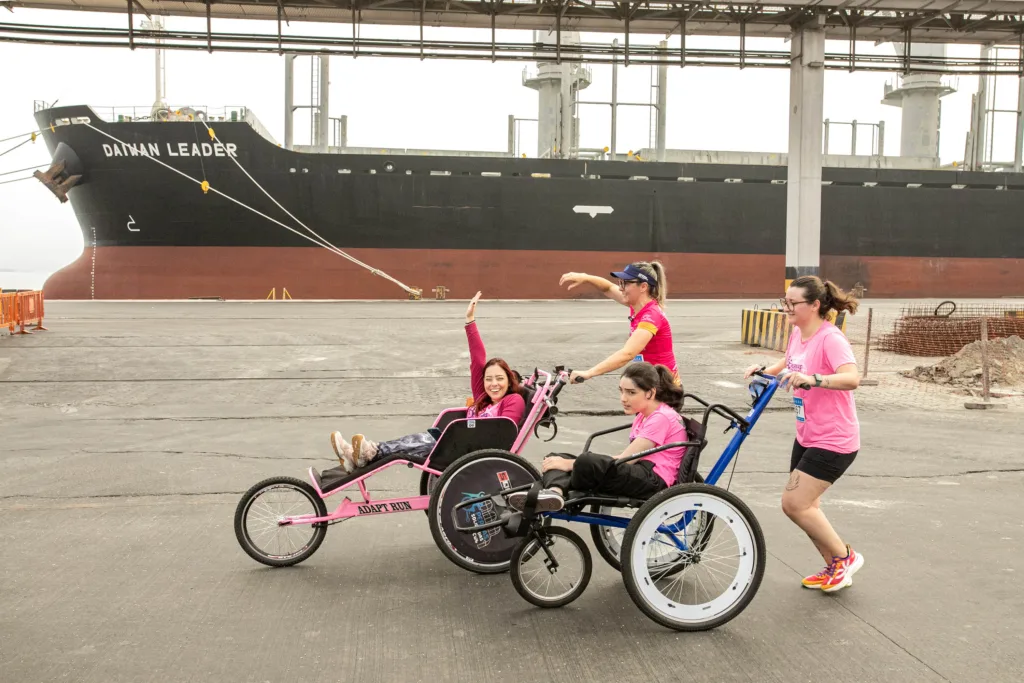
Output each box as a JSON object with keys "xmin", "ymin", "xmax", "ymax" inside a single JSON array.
[
  {"xmin": 598, "ymin": 505, "xmax": 686, "ymax": 570},
  {"xmin": 629, "ymin": 491, "xmax": 758, "ymax": 625}
]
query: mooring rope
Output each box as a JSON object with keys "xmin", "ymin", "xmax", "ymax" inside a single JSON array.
[{"xmin": 79, "ymin": 121, "xmax": 419, "ymax": 297}]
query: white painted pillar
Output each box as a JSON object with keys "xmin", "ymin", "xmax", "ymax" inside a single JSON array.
[
  {"xmin": 785, "ymin": 18, "xmax": 826, "ymax": 287},
  {"xmin": 559, "ymin": 64, "xmax": 572, "ymax": 158},
  {"xmin": 284, "ymin": 54, "xmax": 295, "ymax": 151},
  {"xmin": 656, "ymin": 40, "xmax": 668, "ymax": 162},
  {"xmin": 318, "ymin": 54, "xmax": 330, "ymax": 153},
  {"xmin": 1014, "ymin": 72, "xmax": 1024, "ymax": 172}
]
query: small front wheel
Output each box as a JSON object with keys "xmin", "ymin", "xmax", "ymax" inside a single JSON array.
[
  {"xmin": 234, "ymin": 476, "xmax": 328, "ymax": 567},
  {"xmin": 510, "ymin": 526, "xmax": 592, "ymax": 608}
]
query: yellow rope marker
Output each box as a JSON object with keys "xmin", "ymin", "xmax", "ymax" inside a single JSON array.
[
  {"xmin": 201, "ymin": 180, "xmax": 210, "ymax": 194},
  {"xmin": 207, "ymin": 128, "xmax": 215, "ymax": 140}
]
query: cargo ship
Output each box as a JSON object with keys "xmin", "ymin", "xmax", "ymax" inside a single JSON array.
[{"xmin": 32, "ymin": 103, "xmax": 1024, "ymax": 300}]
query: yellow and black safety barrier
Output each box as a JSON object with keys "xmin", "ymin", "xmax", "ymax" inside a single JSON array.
[{"xmin": 741, "ymin": 307, "xmax": 846, "ymax": 352}]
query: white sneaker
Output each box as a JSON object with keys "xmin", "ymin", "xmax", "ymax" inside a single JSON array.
[
  {"xmin": 507, "ymin": 488, "xmax": 564, "ymax": 513},
  {"xmin": 330, "ymin": 432, "xmax": 355, "ymax": 474}
]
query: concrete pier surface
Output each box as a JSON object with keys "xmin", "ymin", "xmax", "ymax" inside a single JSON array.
[{"xmin": 2, "ymin": 300, "xmax": 1021, "ymax": 683}]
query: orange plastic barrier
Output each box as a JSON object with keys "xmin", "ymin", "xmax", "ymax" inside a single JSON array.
[
  {"xmin": 1, "ymin": 290, "xmax": 47, "ymax": 335},
  {"xmin": 0, "ymin": 293, "xmax": 16, "ymax": 334}
]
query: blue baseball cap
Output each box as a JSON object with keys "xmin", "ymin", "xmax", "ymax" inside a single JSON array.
[{"xmin": 610, "ymin": 264, "xmax": 654, "ymax": 286}]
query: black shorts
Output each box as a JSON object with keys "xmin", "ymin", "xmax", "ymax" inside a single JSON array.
[{"xmin": 790, "ymin": 440, "xmax": 857, "ymax": 484}]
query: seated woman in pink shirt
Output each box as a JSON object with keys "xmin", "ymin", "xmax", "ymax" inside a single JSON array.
[
  {"xmin": 331, "ymin": 292, "xmax": 525, "ymax": 474},
  {"xmin": 507, "ymin": 362, "xmax": 685, "ymax": 512},
  {"xmin": 744, "ymin": 275, "xmax": 863, "ymax": 593}
]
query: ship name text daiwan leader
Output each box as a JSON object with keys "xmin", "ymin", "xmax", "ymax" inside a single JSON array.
[{"xmin": 101, "ymin": 142, "xmax": 238, "ymax": 158}]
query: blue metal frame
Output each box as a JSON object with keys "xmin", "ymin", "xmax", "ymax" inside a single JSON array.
[{"xmin": 545, "ymin": 374, "xmax": 782, "ymax": 545}]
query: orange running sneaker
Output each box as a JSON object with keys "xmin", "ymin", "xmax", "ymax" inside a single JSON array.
[
  {"xmin": 820, "ymin": 545, "xmax": 864, "ymax": 593},
  {"xmin": 801, "ymin": 562, "xmax": 836, "ymax": 589}
]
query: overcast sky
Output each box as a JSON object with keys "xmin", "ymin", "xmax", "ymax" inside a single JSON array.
[{"xmin": 1, "ymin": 8, "xmax": 1021, "ymax": 287}]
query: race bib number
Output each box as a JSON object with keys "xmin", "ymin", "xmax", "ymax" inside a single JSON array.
[{"xmin": 793, "ymin": 396, "xmax": 806, "ymax": 423}]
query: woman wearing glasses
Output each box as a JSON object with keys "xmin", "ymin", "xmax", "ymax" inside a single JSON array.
[
  {"xmin": 744, "ymin": 275, "xmax": 863, "ymax": 593},
  {"xmin": 558, "ymin": 261, "xmax": 678, "ymax": 386}
]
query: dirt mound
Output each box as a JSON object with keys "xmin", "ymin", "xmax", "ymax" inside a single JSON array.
[{"xmin": 903, "ymin": 335, "xmax": 1024, "ymax": 389}]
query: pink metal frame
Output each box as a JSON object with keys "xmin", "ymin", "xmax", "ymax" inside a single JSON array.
[{"xmin": 279, "ymin": 370, "xmax": 560, "ymax": 528}]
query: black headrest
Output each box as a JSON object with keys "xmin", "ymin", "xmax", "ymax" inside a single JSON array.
[{"xmin": 517, "ymin": 382, "xmax": 539, "ymax": 407}]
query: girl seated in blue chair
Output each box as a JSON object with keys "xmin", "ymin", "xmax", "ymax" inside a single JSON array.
[
  {"xmin": 331, "ymin": 292, "xmax": 526, "ymax": 474},
  {"xmin": 508, "ymin": 362, "xmax": 686, "ymax": 512}
]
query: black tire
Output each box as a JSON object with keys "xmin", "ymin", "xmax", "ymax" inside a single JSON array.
[
  {"xmin": 620, "ymin": 483, "xmax": 766, "ymax": 632},
  {"xmin": 234, "ymin": 476, "xmax": 328, "ymax": 567},
  {"xmin": 510, "ymin": 527, "xmax": 592, "ymax": 608},
  {"xmin": 419, "ymin": 470, "xmax": 439, "ymax": 517},
  {"xmin": 590, "ymin": 504, "xmax": 626, "ymax": 571},
  {"xmin": 428, "ymin": 449, "xmax": 540, "ymax": 574}
]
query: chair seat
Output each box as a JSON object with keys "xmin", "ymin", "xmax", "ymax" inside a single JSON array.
[{"xmin": 315, "ymin": 453, "xmax": 428, "ymax": 494}]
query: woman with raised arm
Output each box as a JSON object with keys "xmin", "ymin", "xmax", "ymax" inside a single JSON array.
[
  {"xmin": 559, "ymin": 261, "xmax": 679, "ymax": 385},
  {"xmin": 330, "ymin": 292, "xmax": 525, "ymax": 473},
  {"xmin": 507, "ymin": 362, "xmax": 686, "ymax": 513},
  {"xmin": 743, "ymin": 276, "xmax": 863, "ymax": 593}
]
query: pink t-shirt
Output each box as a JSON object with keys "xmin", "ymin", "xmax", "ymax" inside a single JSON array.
[
  {"xmin": 629, "ymin": 301, "xmax": 678, "ymax": 379},
  {"xmin": 629, "ymin": 403, "xmax": 687, "ymax": 486},
  {"xmin": 785, "ymin": 320, "xmax": 860, "ymax": 453}
]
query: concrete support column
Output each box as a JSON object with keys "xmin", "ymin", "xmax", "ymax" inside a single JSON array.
[
  {"xmin": 559, "ymin": 65, "xmax": 572, "ymax": 158},
  {"xmin": 318, "ymin": 54, "xmax": 330, "ymax": 153},
  {"xmin": 969, "ymin": 45, "xmax": 993, "ymax": 170},
  {"xmin": 1014, "ymin": 73, "xmax": 1024, "ymax": 173},
  {"xmin": 784, "ymin": 18, "xmax": 826, "ymax": 287},
  {"xmin": 611, "ymin": 39, "xmax": 619, "ymax": 160},
  {"xmin": 284, "ymin": 54, "xmax": 295, "ymax": 151},
  {"xmin": 656, "ymin": 40, "xmax": 668, "ymax": 162},
  {"xmin": 900, "ymin": 86, "xmax": 942, "ymax": 158}
]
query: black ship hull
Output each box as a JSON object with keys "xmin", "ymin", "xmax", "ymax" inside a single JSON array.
[{"xmin": 34, "ymin": 105, "xmax": 1024, "ymax": 299}]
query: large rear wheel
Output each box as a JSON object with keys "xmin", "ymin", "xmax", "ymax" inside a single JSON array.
[
  {"xmin": 428, "ymin": 449, "xmax": 540, "ymax": 574},
  {"xmin": 620, "ymin": 483, "xmax": 765, "ymax": 632}
]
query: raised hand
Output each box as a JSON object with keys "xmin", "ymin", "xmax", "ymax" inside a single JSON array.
[
  {"xmin": 559, "ymin": 272, "xmax": 587, "ymax": 290},
  {"xmin": 466, "ymin": 291, "xmax": 482, "ymax": 323}
]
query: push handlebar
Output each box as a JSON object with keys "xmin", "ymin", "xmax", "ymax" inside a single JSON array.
[{"xmin": 684, "ymin": 393, "xmax": 750, "ymax": 432}]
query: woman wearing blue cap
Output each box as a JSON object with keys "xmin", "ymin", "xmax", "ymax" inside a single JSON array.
[{"xmin": 559, "ymin": 261, "xmax": 678, "ymax": 385}]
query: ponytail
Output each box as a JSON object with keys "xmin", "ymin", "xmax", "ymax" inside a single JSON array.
[
  {"xmin": 823, "ymin": 279, "xmax": 859, "ymax": 316},
  {"xmin": 653, "ymin": 365, "xmax": 684, "ymax": 411},
  {"xmin": 649, "ymin": 261, "xmax": 668, "ymax": 307},
  {"xmin": 622, "ymin": 362, "xmax": 685, "ymax": 412},
  {"xmin": 790, "ymin": 275, "xmax": 860, "ymax": 319}
]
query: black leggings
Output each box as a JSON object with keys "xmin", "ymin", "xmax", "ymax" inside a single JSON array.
[{"xmin": 541, "ymin": 452, "xmax": 667, "ymax": 499}]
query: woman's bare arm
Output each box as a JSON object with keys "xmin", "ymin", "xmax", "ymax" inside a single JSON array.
[{"xmin": 559, "ymin": 272, "xmax": 627, "ymax": 306}]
